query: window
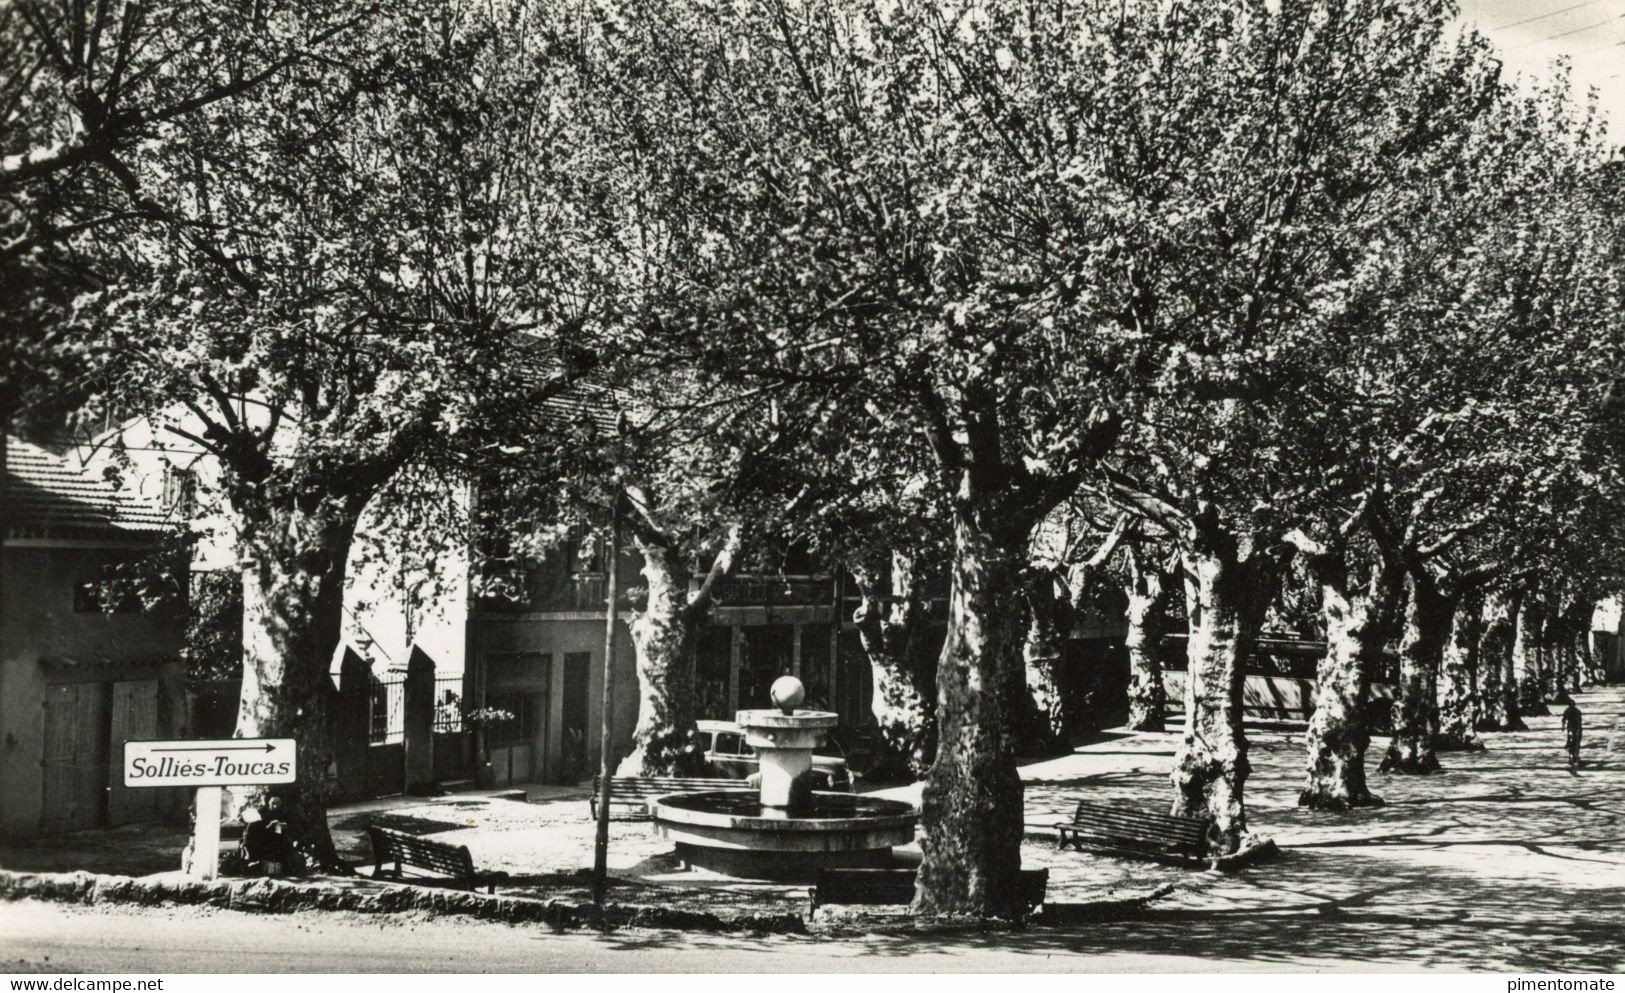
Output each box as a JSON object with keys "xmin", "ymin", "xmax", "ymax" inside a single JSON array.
[
  {"xmin": 487, "ymin": 652, "xmax": 550, "ymax": 691},
  {"xmin": 573, "ymin": 536, "xmax": 605, "ymax": 575},
  {"xmin": 781, "ymin": 541, "xmax": 815, "ymax": 576},
  {"xmin": 696, "ymin": 731, "xmax": 713, "ymax": 751},
  {"xmin": 73, "ymin": 554, "xmax": 170, "ymax": 614},
  {"xmin": 486, "ymin": 691, "xmax": 543, "ymax": 746},
  {"xmin": 162, "ymin": 465, "xmax": 197, "ymax": 516},
  {"xmin": 74, "ymin": 581, "xmax": 145, "ymax": 613},
  {"xmin": 713, "ymin": 732, "xmax": 741, "ymax": 756}
]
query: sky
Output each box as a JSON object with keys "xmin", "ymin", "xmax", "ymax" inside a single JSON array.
[{"xmin": 1458, "ymin": 0, "xmax": 1625, "ymax": 136}]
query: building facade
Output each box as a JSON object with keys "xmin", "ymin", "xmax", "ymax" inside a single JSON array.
[
  {"xmin": 466, "ymin": 535, "xmax": 843, "ymax": 785},
  {"xmin": 0, "ymin": 436, "xmax": 191, "ymax": 836}
]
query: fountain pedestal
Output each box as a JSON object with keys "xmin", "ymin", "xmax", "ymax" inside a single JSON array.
[
  {"xmin": 738, "ymin": 709, "xmax": 837, "ymax": 809},
  {"xmin": 648, "ymin": 677, "xmax": 918, "ymax": 880}
]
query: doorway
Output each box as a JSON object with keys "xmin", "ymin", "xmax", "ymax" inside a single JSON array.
[{"xmin": 560, "ymin": 652, "xmax": 591, "ymax": 784}]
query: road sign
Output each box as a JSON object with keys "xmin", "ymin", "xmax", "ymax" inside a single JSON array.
[{"xmin": 124, "ymin": 738, "xmax": 296, "ymax": 788}]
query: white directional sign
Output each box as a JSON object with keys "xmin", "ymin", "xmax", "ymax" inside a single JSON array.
[{"xmin": 124, "ymin": 738, "xmax": 297, "ymax": 788}]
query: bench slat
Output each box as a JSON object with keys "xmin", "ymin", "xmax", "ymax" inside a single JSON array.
[
  {"xmin": 1051, "ymin": 799, "xmax": 1216, "ymax": 864},
  {"xmin": 1070, "ymin": 802, "xmax": 1208, "ymax": 826},
  {"xmin": 1065, "ymin": 815, "xmax": 1207, "ymax": 842},
  {"xmin": 1068, "ymin": 807, "xmax": 1207, "ymax": 829},
  {"xmin": 368, "ymin": 826, "xmax": 505, "ymax": 892},
  {"xmin": 1059, "ymin": 827, "xmax": 1200, "ymax": 854},
  {"xmin": 1065, "ymin": 821, "xmax": 1205, "ymax": 842}
]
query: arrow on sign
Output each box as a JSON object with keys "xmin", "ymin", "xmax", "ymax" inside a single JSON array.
[{"xmin": 155, "ymin": 743, "xmax": 279, "ymax": 753}]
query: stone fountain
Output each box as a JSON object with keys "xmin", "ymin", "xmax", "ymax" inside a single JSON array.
[{"xmin": 650, "ymin": 676, "xmax": 917, "ymax": 880}]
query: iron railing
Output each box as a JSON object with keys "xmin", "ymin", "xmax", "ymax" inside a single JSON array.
[
  {"xmin": 433, "ymin": 677, "xmax": 466, "ymax": 733},
  {"xmin": 368, "ymin": 677, "xmax": 405, "ymax": 744}
]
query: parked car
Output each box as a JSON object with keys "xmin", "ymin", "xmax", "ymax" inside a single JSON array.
[{"xmin": 695, "ymin": 719, "xmax": 853, "ymax": 791}]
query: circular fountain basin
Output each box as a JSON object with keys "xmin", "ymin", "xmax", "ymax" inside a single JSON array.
[{"xmin": 652, "ymin": 790, "xmax": 918, "ymax": 880}]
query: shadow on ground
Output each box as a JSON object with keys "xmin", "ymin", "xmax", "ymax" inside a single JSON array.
[{"xmin": 4, "ymin": 686, "xmax": 1623, "ymax": 971}]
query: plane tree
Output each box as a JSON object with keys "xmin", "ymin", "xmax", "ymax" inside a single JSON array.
[
  {"xmin": 816, "ymin": 439, "xmax": 949, "ymax": 780},
  {"xmin": 582, "ymin": 0, "xmax": 1521, "ymax": 906},
  {"xmin": 64, "ymin": 0, "xmax": 605, "ymax": 866},
  {"xmin": 473, "ymin": 360, "xmax": 861, "ymax": 776},
  {"xmin": 1080, "ymin": 0, "xmax": 1512, "ymax": 838},
  {"xmin": 584, "ymin": 0, "xmax": 1143, "ymax": 917},
  {"xmin": 0, "ymin": 0, "xmax": 373, "ymax": 429}
]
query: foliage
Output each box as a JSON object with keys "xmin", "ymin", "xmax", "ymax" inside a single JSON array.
[
  {"xmin": 184, "ymin": 569, "xmax": 244, "ymax": 683},
  {"xmin": 1, "ymin": 0, "xmax": 376, "ymax": 429}
]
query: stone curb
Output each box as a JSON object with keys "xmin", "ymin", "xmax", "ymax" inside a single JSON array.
[{"xmin": 0, "ymin": 869, "xmax": 805, "ymax": 935}]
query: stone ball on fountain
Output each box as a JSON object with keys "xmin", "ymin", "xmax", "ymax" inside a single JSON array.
[{"xmin": 770, "ymin": 675, "xmax": 806, "ymax": 715}]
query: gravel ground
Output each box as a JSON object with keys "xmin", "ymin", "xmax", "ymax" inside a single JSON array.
[{"xmin": 5, "ymin": 683, "xmax": 1621, "ymax": 970}]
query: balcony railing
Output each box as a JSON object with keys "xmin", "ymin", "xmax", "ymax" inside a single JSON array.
[
  {"xmin": 708, "ymin": 575, "xmax": 834, "ymax": 607},
  {"xmin": 478, "ymin": 570, "xmax": 835, "ymax": 613}
]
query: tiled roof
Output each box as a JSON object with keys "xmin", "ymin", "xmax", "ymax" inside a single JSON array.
[
  {"xmin": 3, "ymin": 436, "xmax": 174, "ymax": 542},
  {"xmin": 507, "ymin": 336, "xmax": 623, "ymax": 434},
  {"xmin": 539, "ymin": 383, "xmax": 620, "ymax": 435}
]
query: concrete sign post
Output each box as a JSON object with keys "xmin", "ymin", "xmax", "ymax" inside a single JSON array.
[{"xmin": 123, "ymin": 738, "xmax": 297, "ymax": 881}]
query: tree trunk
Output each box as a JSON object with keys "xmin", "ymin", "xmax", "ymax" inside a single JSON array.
[
  {"xmin": 1538, "ymin": 602, "xmax": 1560, "ymax": 701},
  {"xmin": 1124, "ymin": 549, "xmax": 1165, "ymax": 732},
  {"xmin": 616, "ymin": 540, "xmax": 700, "ymax": 776},
  {"xmin": 1544, "ymin": 609, "xmax": 1567, "ymax": 698},
  {"xmin": 1434, "ymin": 590, "xmax": 1484, "ymax": 751},
  {"xmin": 1557, "ymin": 601, "xmax": 1587, "ymax": 695},
  {"xmin": 1021, "ymin": 566, "xmax": 1069, "ymax": 746},
  {"xmin": 1382, "ymin": 572, "xmax": 1446, "ymax": 774},
  {"xmin": 914, "ymin": 502, "xmax": 1029, "ymax": 919},
  {"xmin": 1300, "ymin": 550, "xmax": 1399, "ymax": 810},
  {"xmin": 1577, "ymin": 606, "xmax": 1603, "ymax": 687},
  {"xmin": 1170, "ymin": 529, "xmax": 1270, "ymax": 854},
  {"xmin": 1513, "ymin": 589, "xmax": 1550, "ymax": 717},
  {"xmin": 851, "ymin": 552, "xmax": 936, "ymax": 779},
  {"xmin": 227, "ymin": 493, "xmax": 367, "ymax": 874},
  {"xmin": 1476, "ymin": 591, "xmax": 1526, "ymax": 732}
]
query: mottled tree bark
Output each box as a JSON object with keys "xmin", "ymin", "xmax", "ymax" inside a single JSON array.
[
  {"xmin": 1124, "ymin": 545, "xmax": 1167, "ymax": 732},
  {"xmin": 1300, "ymin": 547, "xmax": 1401, "ymax": 810},
  {"xmin": 914, "ymin": 503, "xmax": 1031, "ymax": 919},
  {"xmin": 1555, "ymin": 601, "xmax": 1587, "ymax": 695},
  {"xmin": 1169, "ymin": 524, "xmax": 1272, "ymax": 854},
  {"xmin": 1435, "ymin": 589, "xmax": 1484, "ymax": 751},
  {"xmin": 1578, "ymin": 607, "xmax": 1605, "ymax": 687},
  {"xmin": 617, "ymin": 541, "xmax": 698, "ymax": 776},
  {"xmin": 1021, "ymin": 566, "xmax": 1069, "ymax": 745},
  {"xmin": 851, "ymin": 552, "xmax": 936, "ymax": 779},
  {"xmin": 1538, "ymin": 602, "xmax": 1563, "ymax": 699},
  {"xmin": 1021, "ymin": 515, "xmax": 1127, "ymax": 743},
  {"xmin": 616, "ymin": 499, "xmax": 739, "ymax": 777},
  {"xmin": 1588, "ymin": 598, "xmax": 1612, "ymax": 685},
  {"xmin": 1476, "ymin": 591, "xmax": 1526, "ymax": 732},
  {"xmin": 1382, "ymin": 571, "xmax": 1447, "ymax": 774},
  {"xmin": 1513, "ymin": 588, "xmax": 1550, "ymax": 717},
  {"xmin": 228, "ymin": 492, "xmax": 369, "ymax": 873}
]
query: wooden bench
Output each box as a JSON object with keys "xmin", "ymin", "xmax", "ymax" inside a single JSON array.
[
  {"xmin": 589, "ymin": 776, "xmax": 745, "ymax": 820},
  {"xmin": 1053, "ymin": 800, "xmax": 1218, "ymax": 867},
  {"xmin": 366, "ymin": 825, "xmax": 509, "ymax": 893},
  {"xmin": 808, "ymin": 868, "xmax": 1049, "ymax": 916}
]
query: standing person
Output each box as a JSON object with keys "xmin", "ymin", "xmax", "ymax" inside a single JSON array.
[{"xmin": 1560, "ymin": 696, "xmax": 1583, "ymax": 770}]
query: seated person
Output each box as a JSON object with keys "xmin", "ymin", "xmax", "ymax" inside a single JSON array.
[{"xmin": 240, "ymin": 795, "xmax": 300, "ymax": 872}]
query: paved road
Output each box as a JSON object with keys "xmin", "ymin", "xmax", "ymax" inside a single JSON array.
[{"xmin": 0, "ymin": 899, "xmax": 1433, "ymax": 974}]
